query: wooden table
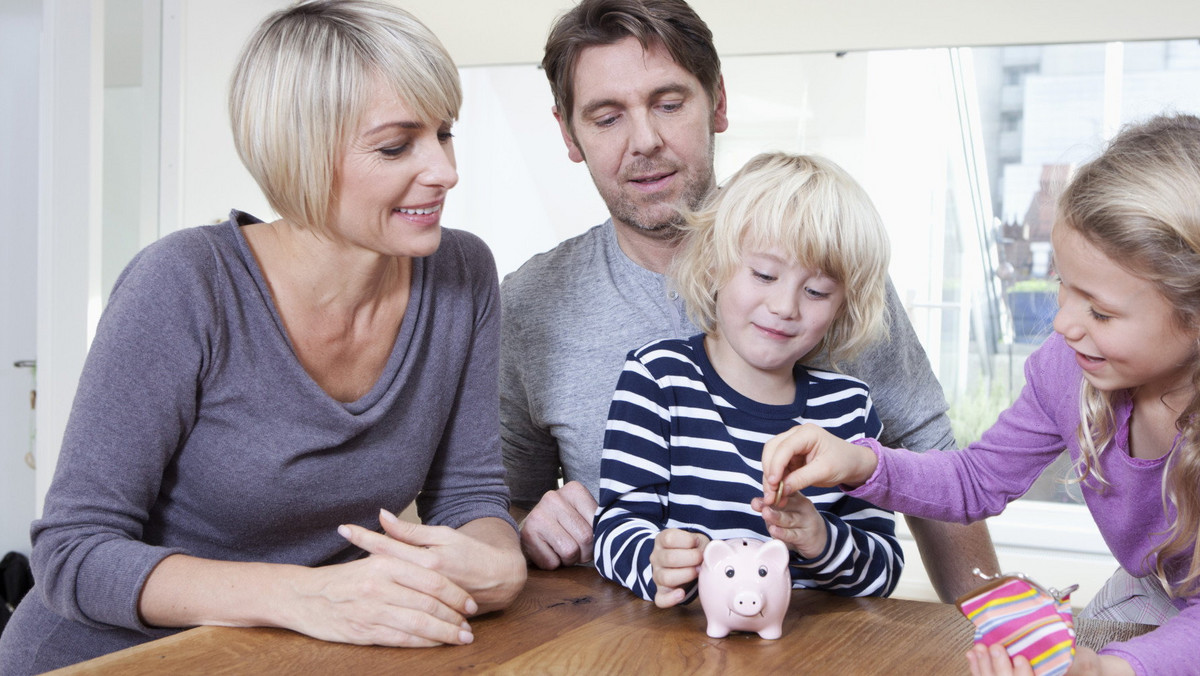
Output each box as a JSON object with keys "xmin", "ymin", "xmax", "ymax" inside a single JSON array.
[{"xmin": 48, "ymin": 567, "xmax": 1151, "ymax": 676}]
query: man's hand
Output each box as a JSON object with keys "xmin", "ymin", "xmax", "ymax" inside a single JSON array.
[
  {"xmin": 650, "ymin": 529, "xmax": 710, "ymax": 608},
  {"xmin": 517, "ymin": 481, "xmax": 597, "ymax": 569}
]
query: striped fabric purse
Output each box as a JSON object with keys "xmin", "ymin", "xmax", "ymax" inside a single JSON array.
[{"xmin": 956, "ymin": 569, "xmax": 1078, "ymax": 676}]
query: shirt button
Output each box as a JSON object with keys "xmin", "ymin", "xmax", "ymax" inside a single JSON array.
[{"xmin": 668, "ymin": 291, "xmax": 678, "ymax": 300}]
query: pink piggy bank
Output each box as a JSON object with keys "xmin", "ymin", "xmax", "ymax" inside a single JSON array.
[{"xmin": 698, "ymin": 537, "xmax": 791, "ymax": 639}]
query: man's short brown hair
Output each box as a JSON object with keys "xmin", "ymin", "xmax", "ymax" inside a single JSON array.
[{"xmin": 542, "ymin": 0, "xmax": 721, "ymax": 131}]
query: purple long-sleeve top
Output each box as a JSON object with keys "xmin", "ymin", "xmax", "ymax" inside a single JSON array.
[
  {"xmin": 849, "ymin": 332, "xmax": 1196, "ymax": 675},
  {"xmin": 0, "ymin": 211, "xmax": 516, "ymax": 674}
]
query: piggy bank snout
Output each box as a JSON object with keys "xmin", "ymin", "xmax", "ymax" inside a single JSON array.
[{"xmin": 732, "ymin": 590, "xmax": 764, "ymax": 616}]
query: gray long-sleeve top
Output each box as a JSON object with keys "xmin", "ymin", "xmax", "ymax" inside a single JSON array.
[{"xmin": 0, "ymin": 211, "xmax": 515, "ymax": 674}]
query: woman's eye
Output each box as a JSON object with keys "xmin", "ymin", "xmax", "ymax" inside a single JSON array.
[{"xmin": 379, "ymin": 144, "xmax": 408, "ymax": 157}]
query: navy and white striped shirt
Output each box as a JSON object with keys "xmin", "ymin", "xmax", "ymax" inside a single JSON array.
[{"xmin": 593, "ymin": 334, "xmax": 903, "ymax": 602}]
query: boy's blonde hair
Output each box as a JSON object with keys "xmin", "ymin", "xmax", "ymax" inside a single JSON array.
[
  {"xmin": 672, "ymin": 152, "xmax": 891, "ymax": 367},
  {"xmin": 1059, "ymin": 113, "xmax": 1200, "ymax": 597},
  {"xmin": 229, "ymin": 0, "xmax": 461, "ymax": 233}
]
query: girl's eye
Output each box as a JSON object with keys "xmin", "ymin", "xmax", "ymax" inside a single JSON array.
[
  {"xmin": 751, "ymin": 269, "xmax": 776, "ymax": 282},
  {"xmin": 806, "ymin": 287, "xmax": 831, "ymax": 300},
  {"xmin": 1089, "ymin": 308, "xmax": 1113, "ymax": 322}
]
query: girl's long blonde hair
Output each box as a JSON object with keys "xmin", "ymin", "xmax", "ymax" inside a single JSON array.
[{"xmin": 1059, "ymin": 113, "xmax": 1200, "ymax": 596}]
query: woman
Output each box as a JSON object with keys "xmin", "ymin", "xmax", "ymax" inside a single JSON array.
[{"xmin": 0, "ymin": 2, "xmax": 525, "ymax": 672}]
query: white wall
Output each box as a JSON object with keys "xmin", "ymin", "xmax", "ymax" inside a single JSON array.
[{"xmin": 0, "ymin": 0, "xmax": 42, "ymax": 557}]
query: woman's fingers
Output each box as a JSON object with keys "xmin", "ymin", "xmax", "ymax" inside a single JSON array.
[
  {"xmin": 337, "ymin": 522, "xmax": 478, "ymax": 617},
  {"xmin": 298, "ymin": 554, "xmax": 475, "ymax": 647}
]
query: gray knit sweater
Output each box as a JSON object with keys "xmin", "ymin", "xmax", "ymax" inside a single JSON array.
[{"xmin": 0, "ymin": 211, "xmax": 515, "ymax": 674}]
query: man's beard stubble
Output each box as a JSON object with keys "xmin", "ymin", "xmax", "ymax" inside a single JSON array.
[{"xmin": 591, "ymin": 135, "xmax": 717, "ymax": 241}]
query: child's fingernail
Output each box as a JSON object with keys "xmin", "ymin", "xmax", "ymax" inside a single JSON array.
[
  {"xmin": 466, "ymin": 598, "xmax": 479, "ymax": 615},
  {"xmin": 459, "ymin": 628, "xmax": 474, "ymax": 644},
  {"xmin": 337, "ymin": 525, "xmax": 351, "ymax": 539}
]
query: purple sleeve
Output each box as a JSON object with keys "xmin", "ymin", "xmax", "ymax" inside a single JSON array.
[
  {"xmin": 1100, "ymin": 598, "xmax": 1200, "ymax": 676},
  {"xmin": 848, "ymin": 336, "xmax": 1074, "ymax": 522}
]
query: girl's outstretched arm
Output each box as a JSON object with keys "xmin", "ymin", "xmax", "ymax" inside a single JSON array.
[{"xmin": 761, "ymin": 423, "xmax": 880, "ymax": 506}]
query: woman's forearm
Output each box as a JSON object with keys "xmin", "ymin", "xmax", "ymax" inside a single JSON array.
[
  {"xmin": 454, "ymin": 517, "xmax": 527, "ymax": 613},
  {"xmin": 138, "ymin": 554, "xmax": 308, "ymax": 629}
]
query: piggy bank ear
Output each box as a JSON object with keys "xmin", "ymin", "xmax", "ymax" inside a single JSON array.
[
  {"xmin": 758, "ymin": 539, "xmax": 790, "ymax": 569},
  {"xmin": 703, "ymin": 539, "xmax": 736, "ymax": 569}
]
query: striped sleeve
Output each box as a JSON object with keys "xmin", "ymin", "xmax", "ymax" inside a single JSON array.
[{"xmin": 593, "ymin": 354, "xmax": 674, "ymax": 602}]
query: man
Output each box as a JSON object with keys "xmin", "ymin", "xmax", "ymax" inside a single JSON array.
[{"xmin": 500, "ymin": 0, "xmax": 999, "ymax": 602}]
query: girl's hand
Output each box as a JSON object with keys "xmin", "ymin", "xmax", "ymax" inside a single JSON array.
[
  {"xmin": 761, "ymin": 423, "xmax": 878, "ymax": 508},
  {"xmin": 751, "ymin": 491, "xmax": 827, "ymax": 559},
  {"xmin": 339, "ymin": 510, "xmax": 526, "ymax": 615},
  {"xmin": 967, "ymin": 644, "xmax": 1035, "ymax": 676},
  {"xmin": 649, "ymin": 528, "xmax": 710, "ymax": 608},
  {"xmin": 966, "ymin": 643, "xmax": 1134, "ymax": 676}
]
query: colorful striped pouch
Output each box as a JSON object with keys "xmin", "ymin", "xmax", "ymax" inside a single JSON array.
[{"xmin": 956, "ymin": 570, "xmax": 1078, "ymax": 676}]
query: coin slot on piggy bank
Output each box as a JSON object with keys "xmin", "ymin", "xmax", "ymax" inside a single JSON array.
[{"xmin": 698, "ymin": 537, "xmax": 791, "ymax": 639}]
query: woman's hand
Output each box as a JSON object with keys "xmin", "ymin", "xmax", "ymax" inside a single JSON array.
[
  {"xmin": 761, "ymin": 423, "xmax": 879, "ymax": 508},
  {"xmin": 752, "ymin": 491, "xmax": 827, "ymax": 559},
  {"xmin": 138, "ymin": 544, "xmax": 478, "ymax": 648},
  {"xmin": 649, "ymin": 529, "xmax": 710, "ymax": 608},
  {"xmin": 287, "ymin": 539, "xmax": 478, "ymax": 647},
  {"xmin": 338, "ymin": 510, "xmax": 526, "ymax": 615},
  {"xmin": 966, "ymin": 644, "xmax": 1135, "ymax": 676}
]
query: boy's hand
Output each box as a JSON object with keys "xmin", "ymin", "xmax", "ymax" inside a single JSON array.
[
  {"xmin": 752, "ymin": 491, "xmax": 827, "ymax": 559},
  {"xmin": 761, "ymin": 423, "xmax": 879, "ymax": 507},
  {"xmin": 649, "ymin": 529, "xmax": 710, "ymax": 608}
]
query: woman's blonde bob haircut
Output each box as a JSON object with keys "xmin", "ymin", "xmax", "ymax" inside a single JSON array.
[
  {"xmin": 229, "ymin": 0, "xmax": 461, "ymax": 233},
  {"xmin": 672, "ymin": 151, "xmax": 891, "ymax": 366}
]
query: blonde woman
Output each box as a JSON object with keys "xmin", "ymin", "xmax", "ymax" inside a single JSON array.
[{"xmin": 0, "ymin": 3, "xmax": 524, "ymax": 672}]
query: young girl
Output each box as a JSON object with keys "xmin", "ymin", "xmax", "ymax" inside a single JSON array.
[
  {"xmin": 762, "ymin": 114, "xmax": 1200, "ymax": 676},
  {"xmin": 592, "ymin": 151, "xmax": 903, "ymax": 608}
]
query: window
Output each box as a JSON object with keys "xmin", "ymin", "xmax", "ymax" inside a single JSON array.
[{"xmin": 452, "ymin": 39, "xmax": 1200, "ymax": 602}]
